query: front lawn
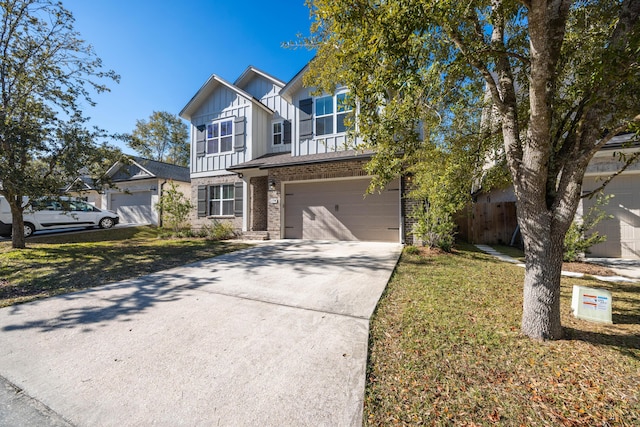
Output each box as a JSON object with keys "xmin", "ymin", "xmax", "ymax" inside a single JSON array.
[
  {"xmin": 365, "ymin": 243, "xmax": 639, "ymax": 426},
  {"xmin": 0, "ymin": 226, "xmax": 250, "ymax": 307}
]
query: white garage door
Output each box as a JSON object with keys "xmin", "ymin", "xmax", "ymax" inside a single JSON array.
[
  {"xmin": 584, "ymin": 175, "xmax": 640, "ymax": 259},
  {"xmin": 284, "ymin": 178, "xmax": 400, "ymax": 242},
  {"xmin": 111, "ymin": 191, "xmax": 155, "ymax": 225}
]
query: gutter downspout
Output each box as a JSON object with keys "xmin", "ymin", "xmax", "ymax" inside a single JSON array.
[{"xmin": 158, "ymin": 180, "xmax": 167, "ymax": 228}]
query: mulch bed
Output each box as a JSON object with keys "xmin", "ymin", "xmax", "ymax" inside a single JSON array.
[{"xmin": 561, "ymin": 262, "xmax": 618, "ymax": 276}]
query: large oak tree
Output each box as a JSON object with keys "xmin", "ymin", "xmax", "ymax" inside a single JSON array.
[
  {"xmin": 128, "ymin": 111, "xmax": 189, "ymax": 167},
  {"xmin": 0, "ymin": 0, "xmax": 119, "ymax": 248},
  {"xmin": 304, "ymin": 0, "xmax": 640, "ymax": 340}
]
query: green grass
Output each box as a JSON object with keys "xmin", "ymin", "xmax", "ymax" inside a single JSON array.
[
  {"xmin": 364, "ymin": 243, "xmax": 639, "ymax": 426},
  {"xmin": 492, "ymin": 244, "xmax": 526, "ymax": 261},
  {"xmin": 0, "ymin": 226, "xmax": 251, "ymax": 307}
]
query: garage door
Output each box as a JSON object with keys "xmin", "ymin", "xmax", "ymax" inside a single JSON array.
[
  {"xmin": 110, "ymin": 191, "xmax": 155, "ymax": 225},
  {"xmin": 584, "ymin": 175, "xmax": 639, "ymax": 259},
  {"xmin": 284, "ymin": 178, "xmax": 400, "ymax": 242}
]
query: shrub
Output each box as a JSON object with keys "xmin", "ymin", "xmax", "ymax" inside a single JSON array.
[
  {"xmin": 198, "ymin": 220, "xmax": 236, "ymax": 241},
  {"xmin": 412, "ymin": 202, "xmax": 456, "ymax": 252},
  {"xmin": 155, "ymin": 181, "xmax": 193, "ymax": 232},
  {"xmin": 404, "ymin": 245, "xmax": 420, "ymax": 255}
]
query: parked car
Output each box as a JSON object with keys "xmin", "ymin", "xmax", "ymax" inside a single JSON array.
[{"xmin": 0, "ymin": 196, "xmax": 119, "ymax": 237}]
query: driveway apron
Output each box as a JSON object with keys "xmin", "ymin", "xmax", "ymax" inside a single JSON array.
[{"xmin": 0, "ymin": 240, "xmax": 401, "ymax": 426}]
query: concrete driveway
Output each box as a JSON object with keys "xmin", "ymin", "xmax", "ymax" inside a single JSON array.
[{"xmin": 0, "ymin": 240, "xmax": 401, "ymax": 426}]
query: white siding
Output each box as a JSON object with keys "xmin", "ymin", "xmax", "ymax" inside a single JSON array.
[
  {"xmin": 252, "ymin": 108, "xmax": 270, "ymax": 160},
  {"xmin": 583, "ymin": 173, "xmax": 640, "ymax": 259},
  {"xmin": 241, "ymin": 74, "xmax": 296, "ymax": 157},
  {"xmin": 189, "ymin": 86, "xmax": 253, "ymax": 175}
]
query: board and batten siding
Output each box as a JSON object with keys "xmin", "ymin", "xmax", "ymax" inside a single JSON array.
[
  {"xmin": 190, "ymin": 86, "xmax": 253, "ymax": 176},
  {"xmin": 290, "ymin": 86, "xmax": 362, "ymax": 157},
  {"xmin": 242, "ymin": 76, "xmax": 296, "ymax": 157}
]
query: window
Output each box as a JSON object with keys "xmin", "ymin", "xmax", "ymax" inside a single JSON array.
[
  {"xmin": 272, "ymin": 121, "xmax": 283, "ymax": 145},
  {"xmin": 206, "ymin": 119, "xmax": 233, "ymax": 154},
  {"xmin": 314, "ymin": 92, "xmax": 352, "ymax": 136},
  {"xmin": 315, "ymin": 96, "xmax": 334, "ymax": 136},
  {"xmin": 197, "ymin": 182, "xmax": 242, "ymax": 218},
  {"xmin": 208, "ymin": 184, "xmax": 234, "ymax": 216},
  {"xmin": 336, "ymin": 92, "xmax": 351, "ymax": 133},
  {"xmin": 69, "ymin": 200, "xmax": 96, "ymax": 212}
]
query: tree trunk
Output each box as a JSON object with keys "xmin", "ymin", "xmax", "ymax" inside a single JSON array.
[
  {"xmin": 518, "ymin": 207, "xmax": 567, "ymax": 340},
  {"xmin": 9, "ymin": 198, "xmax": 26, "ymax": 249}
]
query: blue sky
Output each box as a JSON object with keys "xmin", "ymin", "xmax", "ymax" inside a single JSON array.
[{"xmin": 63, "ymin": 0, "xmax": 316, "ymax": 154}]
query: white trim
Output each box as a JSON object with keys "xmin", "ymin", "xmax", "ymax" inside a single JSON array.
[
  {"xmin": 190, "ymin": 170, "xmax": 235, "ymax": 179},
  {"xmin": 313, "ymin": 90, "xmax": 352, "ymax": 138},
  {"xmin": 234, "ymin": 66, "xmax": 286, "ymax": 89},
  {"xmin": 272, "ymin": 119, "xmax": 284, "ymax": 147},
  {"xmin": 180, "ymin": 74, "xmax": 273, "ymax": 121},
  {"xmin": 207, "ymin": 183, "xmax": 235, "ymax": 216},
  {"xmin": 205, "ymin": 117, "xmax": 234, "ymax": 155}
]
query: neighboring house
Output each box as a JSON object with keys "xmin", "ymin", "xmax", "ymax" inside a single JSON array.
[
  {"xmin": 104, "ymin": 157, "xmax": 191, "ymax": 225},
  {"xmin": 581, "ymin": 135, "xmax": 640, "ymax": 258},
  {"xmin": 461, "ymin": 134, "xmax": 640, "ymax": 259},
  {"xmin": 180, "ymin": 65, "xmax": 414, "ymax": 243},
  {"xmin": 65, "ymin": 176, "xmax": 104, "ymax": 209}
]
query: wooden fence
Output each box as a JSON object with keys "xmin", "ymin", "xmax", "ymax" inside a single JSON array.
[{"xmin": 457, "ymin": 201, "xmax": 519, "ymax": 245}]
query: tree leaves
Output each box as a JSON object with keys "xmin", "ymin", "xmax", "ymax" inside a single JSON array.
[
  {"xmin": 128, "ymin": 111, "xmax": 189, "ymax": 167},
  {"xmin": 0, "ymin": 0, "xmax": 120, "ymax": 248}
]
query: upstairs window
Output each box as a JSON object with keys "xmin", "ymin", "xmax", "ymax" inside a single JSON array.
[
  {"xmin": 272, "ymin": 121, "xmax": 283, "ymax": 145},
  {"xmin": 315, "ymin": 96, "xmax": 334, "ymax": 136},
  {"xmin": 314, "ymin": 92, "xmax": 352, "ymax": 136},
  {"xmin": 206, "ymin": 119, "xmax": 233, "ymax": 154},
  {"xmin": 336, "ymin": 92, "xmax": 352, "ymax": 133}
]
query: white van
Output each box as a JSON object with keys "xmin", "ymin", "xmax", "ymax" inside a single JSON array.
[{"xmin": 0, "ymin": 196, "xmax": 119, "ymax": 237}]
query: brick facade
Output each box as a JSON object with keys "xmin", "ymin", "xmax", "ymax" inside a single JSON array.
[
  {"xmin": 401, "ymin": 178, "xmax": 420, "ymax": 245},
  {"xmin": 190, "ymin": 174, "xmax": 243, "ymax": 231},
  {"xmin": 249, "ymin": 176, "xmax": 268, "ymax": 231},
  {"xmin": 190, "ymin": 162, "xmax": 415, "ymax": 243}
]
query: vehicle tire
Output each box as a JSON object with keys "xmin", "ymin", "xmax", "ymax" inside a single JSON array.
[
  {"xmin": 24, "ymin": 223, "xmax": 35, "ymax": 237},
  {"xmin": 99, "ymin": 217, "xmax": 115, "ymax": 229}
]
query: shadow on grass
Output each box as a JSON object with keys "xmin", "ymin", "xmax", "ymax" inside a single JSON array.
[
  {"xmin": 564, "ymin": 327, "xmax": 640, "ymax": 359},
  {"xmin": 28, "ymin": 226, "xmax": 156, "ymax": 245},
  {"xmin": 0, "ymin": 240, "xmax": 247, "ymax": 304},
  {"xmin": 3, "ymin": 268, "xmax": 218, "ymax": 333}
]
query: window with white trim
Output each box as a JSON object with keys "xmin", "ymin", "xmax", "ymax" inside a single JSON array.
[
  {"xmin": 336, "ymin": 92, "xmax": 351, "ymax": 133},
  {"xmin": 272, "ymin": 121, "xmax": 283, "ymax": 145},
  {"xmin": 208, "ymin": 184, "xmax": 234, "ymax": 216},
  {"xmin": 206, "ymin": 119, "xmax": 233, "ymax": 154},
  {"xmin": 314, "ymin": 91, "xmax": 352, "ymax": 136}
]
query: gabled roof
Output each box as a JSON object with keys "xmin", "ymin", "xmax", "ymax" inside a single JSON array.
[
  {"xmin": 279, "ymin": 62, "xmax": 310, "ymax": 102},
  {"xmin": 228, "ymin": 149, "xmax": 375, "ymax": 171},
  {"xmin": 234, "ymin": 66, "xmax": 286, "ymax": 90},
  {"xmin": 179, "ymin": 73, "xmax": 274, "ymax": 121},
  {"xmin": 601, "ymin": 133, "xmax": 640, "ymax": 150},
  {"xmin": 106, "ymin": 156, "xmax": 190, "ymax": 183},
  {"xmin": 64, "ymin": 176, "xmax": 96, "ymax": 192}
]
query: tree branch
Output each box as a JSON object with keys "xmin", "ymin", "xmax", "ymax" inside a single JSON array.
[{"xmin": 582, "ymin": 149, "xmax": 640, "ymax": 198}]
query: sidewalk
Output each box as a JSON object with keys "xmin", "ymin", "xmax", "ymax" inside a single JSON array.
[{"xmin": 474, "ymin": 245, "xmax": 639, "ymax": 283}]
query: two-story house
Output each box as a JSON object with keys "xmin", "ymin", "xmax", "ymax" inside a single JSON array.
[{"xmin": 180, "ymin": 64, "xmax": 413, "ymax": 243}]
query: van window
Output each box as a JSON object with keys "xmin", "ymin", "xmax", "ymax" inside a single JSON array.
[{"xmin": 70, "ymin": 201, "xmax": 95, "ymax": 212}]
